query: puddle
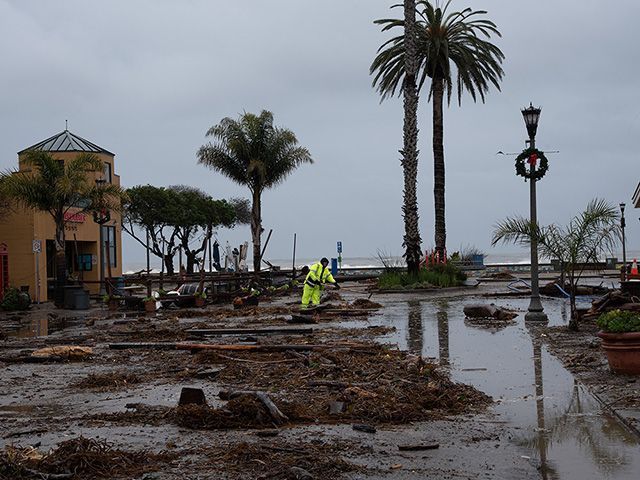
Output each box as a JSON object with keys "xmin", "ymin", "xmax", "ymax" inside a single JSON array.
[
  {"xmin": 3, "ymin": 315, "xmax": 78, "ymax": 338},
  {"xmin": 358, "ymin": 296, "xmax": 640, "ymax": 480}
]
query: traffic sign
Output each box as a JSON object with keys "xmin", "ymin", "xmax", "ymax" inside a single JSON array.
[{"xmin": 32, "ymin": 239, "xmax": 42, "ymax": 253}]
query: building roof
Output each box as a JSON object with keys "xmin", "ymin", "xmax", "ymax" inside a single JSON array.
[{"xmin": 18, "ymin": 129, "xmax": 114, "ymax": 156}]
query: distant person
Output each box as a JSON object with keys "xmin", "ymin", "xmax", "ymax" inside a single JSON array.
[{"xmin": 301, "ymin": 257, "xmax": 340, "ymax": 309}]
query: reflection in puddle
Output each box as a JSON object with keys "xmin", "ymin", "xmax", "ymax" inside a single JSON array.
[
  {"xmin": 375, "ymin": 296, "xmax": 640, "ymax": 480},
  {"xmin": 4, "ymin": 315, "xmax": 72, "ymax": 338}
]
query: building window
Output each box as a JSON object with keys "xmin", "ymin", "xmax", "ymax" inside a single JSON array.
[
  {"xmin": 102, "ymin": 226, "xmax": 116, "ymax": 268},
  {"xmin": 103, "ymin": 162, "xmax": 112, "ymax": 183}
]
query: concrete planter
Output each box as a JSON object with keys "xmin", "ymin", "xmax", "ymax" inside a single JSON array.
[{"xmin": 597, "ymin": 331, "xmax": 640, "ymax": 375}]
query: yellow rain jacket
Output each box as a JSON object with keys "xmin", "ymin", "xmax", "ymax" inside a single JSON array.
[{"xmin": 305, "ymin": 262, "xmax": 336, "ymax": 289}]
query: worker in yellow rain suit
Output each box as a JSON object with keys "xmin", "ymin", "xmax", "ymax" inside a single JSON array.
[{"xmin": 301, "ymin": 257, "xmax": 340, "ymax": 308}]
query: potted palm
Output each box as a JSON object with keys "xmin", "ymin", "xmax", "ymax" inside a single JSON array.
[
  {"xmin": 194, "ymin": 291, "xmax": 206, "ymax": 307},
  {"xmin": 597, "ymin": 309, "xmax": 640, "ymax": 374},
  {"xmin": 143, "ymin": 296, "xmax": 156, "ymax": 313}
]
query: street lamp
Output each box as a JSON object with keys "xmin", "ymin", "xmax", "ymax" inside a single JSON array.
[
  {"xmin": 93, "ymin": 178, "xmax": 110, "ymax": 294},
  {"xmin": 522, "ymin": 103, "xmax": 548, "ymax": 322},
  {"xmin": 620, "ymin": 203, "xmax": 626, "ymax": 281}
]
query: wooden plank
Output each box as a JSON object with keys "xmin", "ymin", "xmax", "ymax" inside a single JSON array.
[{"xmin": 187, "ymin": 327, "xmax": 313, "ymax": 336}]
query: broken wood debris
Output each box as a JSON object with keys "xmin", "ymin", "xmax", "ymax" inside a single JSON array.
[
  {"xmin": 187, "ymin": 327, "xmax": 314, "ymax": 336},
  {"xmin": 398, "ymin": 443, "xmax": 440, "ymax": 451},
  {"xmin": 219, "ymin": 389, "xmax": 288, "ymax": 425}
]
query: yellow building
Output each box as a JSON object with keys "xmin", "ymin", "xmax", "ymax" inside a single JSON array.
[{"xmin": 0, "ymin": 129, "xmax": 122, "ymax": 301}]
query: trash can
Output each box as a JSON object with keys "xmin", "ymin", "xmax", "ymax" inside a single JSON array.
[
  {"xmin": 72, "ymin": 289, "xmax": 90, "ymax": 310},
  {"xmin": 331, "ymin": 258, "xmax": 338, "ymax": 276},
  {"xmin": 64, "ymin": 285, "xmax": 89, "ymax": 310},
  {"xmin": 470, "ymin": 254, "xmax": 484, "ymax": 267},
  {"xmin": 606, "ymin": 257, "xmax": 618, "ymax": 270}
]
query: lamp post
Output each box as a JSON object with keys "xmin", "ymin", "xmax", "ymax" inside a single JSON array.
[
  {"xmin": 522, "ymin": 103, "xmax": 548, "ymax": 322},
  {"xmin": 620, "ymin": 203, "xmax": 626, "ymax": 281}
]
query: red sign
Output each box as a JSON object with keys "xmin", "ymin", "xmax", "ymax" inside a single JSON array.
[{"xmin": 64, "ymin": 212, "xmax": 86, "ymax": 223}]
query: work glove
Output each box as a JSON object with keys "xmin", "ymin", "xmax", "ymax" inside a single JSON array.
[{"xmin": 334, "ymin": 283, "xmax": 341, "ymax": 290}]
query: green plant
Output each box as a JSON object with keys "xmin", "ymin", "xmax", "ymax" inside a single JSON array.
[
  {"xmin": 1, "ymin": 287, "xmax": 30, "ymax": 311},
  {"xmin": 194, "ymin": 291, "xmax": 207, "ymax": 299},
  {"xmin": 492, "ymin": 198, "xmax": 620, "ymax": 330},
  {"xmin": 378, "ymin": 264, "xmax": 466, "ymax": 289},
  {"xmin": 102, "ymin": 294, "xmax": 122, "ymax": 303},
  {"xmin": 597, "ymin": 310, "xmax": 640, "ymax": 333},
  {"xmin": 143, "ymin": 296, "xmax": 155, "ymax": 302}
]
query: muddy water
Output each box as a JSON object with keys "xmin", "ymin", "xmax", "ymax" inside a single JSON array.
[{"xmin": 342, "ymin": 296, "xmax": 640, "ymax": 480}]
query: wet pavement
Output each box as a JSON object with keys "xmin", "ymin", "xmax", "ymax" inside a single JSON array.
[
  {"xmin": 1, "ymin": 286, "xmax": 639, "ymax": 478},
  {"xmin": 343, "ymin": 295, "xmax": 640, "ymax": 479}
]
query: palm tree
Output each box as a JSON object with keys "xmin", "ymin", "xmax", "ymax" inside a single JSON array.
[
  {"xmin": 371, "ymin": 0, "xmax": 504, "ymax": 260},
  {"xmin": 492, "ymin": 199, "xmax": 620, "ymax": 330},
  {"xmin": 401, "ymin": 0, "xmax": 422, "ymax": 275},
  {"xmin": 197, "ymin": 110, "xmax": 313, "ymax": 272},
  {"xmin": 0, "ymin": 151, "xmax": 124, "ymax": 306}
]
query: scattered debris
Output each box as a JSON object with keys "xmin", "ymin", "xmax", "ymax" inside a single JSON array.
[
  {"xmin": 398, "ymin": 443, "xmax": 440, "ymax": 451},
  {"xmin": 71, "ymin": 371, "xmax": 141, "ymax": 391},
  {"xmin": 463, "ymin": 304, "xmax": 517, "ymax": 321},
  {"xmin": 0, "ymin": 437, "xmax": 173, "ymax": 479}
]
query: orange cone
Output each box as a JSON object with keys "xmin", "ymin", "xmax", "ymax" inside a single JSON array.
[{"xmin": 631, "ymin": 258, "xmax": 639, "ymax": 278}]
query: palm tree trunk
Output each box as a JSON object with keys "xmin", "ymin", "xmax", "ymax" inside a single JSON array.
[
  {"xmin": 432, "ymin": 77, "xmax": 446, "ymax": 260},
  {"xmin": 54, "ymin": 223, "xmax": 66, "ymax": 307},
  {"xmin": 402, "ymin": 0, "xmax": 422, "ymax": 275},
  {"xmin": 251, "ymin": 189, "xmax": 262, "ymax": 273}
]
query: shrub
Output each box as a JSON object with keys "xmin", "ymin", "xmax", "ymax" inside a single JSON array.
[
  {"xmin": 1, "ymin": 287, "xmax": 30, "ymax": 311},
  {"xmin": 378, "ymin": 264, "xmax": 466, "ymax": 289},
  {"xmin": 597, "ymin": 310, "xmax": 640, "ymax": 333}
]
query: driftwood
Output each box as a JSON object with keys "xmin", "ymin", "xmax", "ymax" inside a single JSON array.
[
  {"xmin": 219, "ymin": 389, "xmax": 288, "ymax": 425},
  {"xmin": 109, "ymin": 342, "xmax": 370, "ymax": 353},
  {"xmin": 398, "ymin": 444, "xmax": 440, "ymax": 451},
  {"xmin": 187, "ymin": 327, "xmax": 313, "ymax": 336},
  {"xmin": 287, "ymin": 315, "xmax": 318, "ymax": 324}
]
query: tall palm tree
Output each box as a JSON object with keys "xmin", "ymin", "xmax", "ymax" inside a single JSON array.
[
  {"xmin": 492, "ymin": 199, "xmax": 620, "ymax": 330},
  {"xmin": 371, "ymin": 0, "xmax": 504, "ymax": 260},
  {"xmin": 197, "ymin": 110, "xmax": 313, "ymax": 273},
  {"xmin": 402, "ymin": 0, "xmax": 422, "ymax": 275},
  {"xmin": 0, "ymin": 151, "xmax": 125, "ymax": 306}
]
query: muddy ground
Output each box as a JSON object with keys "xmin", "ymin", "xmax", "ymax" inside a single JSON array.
[{"xmin": 0, "ymin": 282, "xmax": 586, "ymax": 479}]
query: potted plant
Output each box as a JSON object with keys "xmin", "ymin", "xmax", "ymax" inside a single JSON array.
[
  {"xmin": 143, "ymin": 296, "xmax": 156, "ymax": 313},
  {"xmin": 596, "ymin": 309, "xmax": 640, "ymax": 374},
  {"xmin": 194, "ymin": 291, "xmax": 206, "ymax": 307},
  {"xmin": 103, "ymin": 294, "xmax": 122, "ymax": 311}
]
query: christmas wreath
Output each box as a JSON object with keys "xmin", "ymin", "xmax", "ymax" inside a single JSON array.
[{"xmin": 515, "ymin": 148, "xmax": 548, "ymax": 181}]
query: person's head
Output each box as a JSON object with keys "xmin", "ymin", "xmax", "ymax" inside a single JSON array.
[{"xmin": 320, "ymin": 257, "xmax": 329, "ymax": 267}]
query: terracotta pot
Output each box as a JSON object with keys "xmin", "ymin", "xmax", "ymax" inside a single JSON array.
[
  {"xmin": 195, "ymin": 296, "xmax": 205, "ymax": 307},
  {"xmin": 597, "ymin": 331, "xmax": 640, "ymax": 375},
  {"xmin": 144, "ymin": 300, "xmax": 156, "ymax": 312}
]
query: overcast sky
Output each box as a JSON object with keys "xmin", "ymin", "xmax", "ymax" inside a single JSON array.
[{"xmin": 1, "ymin": 0, "xmax": 639, "ymax": 269}]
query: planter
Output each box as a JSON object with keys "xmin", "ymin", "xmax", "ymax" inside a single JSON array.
[
  {"xmin": 194, "ymin": 297, "xmax": 205, "ymax": 307},
  {"xmin": 597, "ymin": 331, "xmax": 640, "ymax": 375},
  {"xmin": 144, "ymin": 300, "xmax": 156, "ymax": 313}
]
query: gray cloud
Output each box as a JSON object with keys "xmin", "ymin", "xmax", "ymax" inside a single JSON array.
[{"xmin": 1, "ymin": 0, "xmax": 638, "ymax": 268}]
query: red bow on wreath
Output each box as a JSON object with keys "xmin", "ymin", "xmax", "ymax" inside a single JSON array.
[{"xmin": 528, "ymin": 153, "xmax": 538, "ymax": 166}]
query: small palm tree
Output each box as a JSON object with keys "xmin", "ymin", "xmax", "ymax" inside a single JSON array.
[
  {"xmin": 197, "ymin": 110, "xmax": 313, "ymax": 272},
  {"xmin": 492, "ymin": 199, "xmax": 620, "ymax": 330},
  {"xmin": 0, "ymin": 151, "xmax": 125, "ymax": 306},
  {"xmin": 371, "ymin": 0, "xmax": 504, "ymax": 260}
]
